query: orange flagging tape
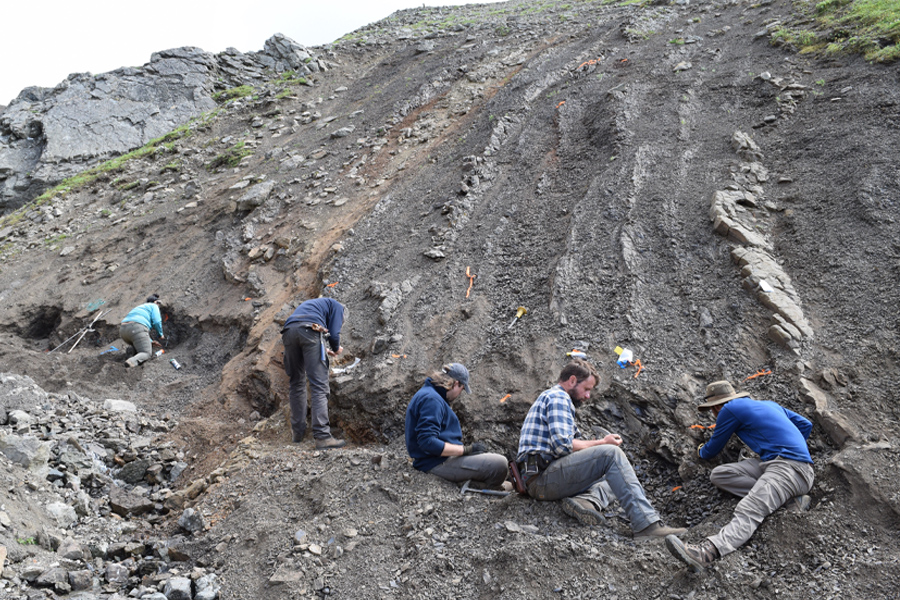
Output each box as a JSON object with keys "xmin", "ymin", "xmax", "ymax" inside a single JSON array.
[
  {"xmin": 744, "ymin": 369, "xmax": 772, "ymax": 381},
  {"xmin": 465, "ymin": 266, "xmax": 475, "ymax": 298},
  {"xmin": 632, "ymin": 359, "xmax": 643, "ymax": 378},
  {"xmin": 326, "ymin": 282, "xmax": 339, "ymax": 288},
  {"xmin": 499, "ymin": 394, "xmax": 511, "ymax": 403},
  {"xmin": 671, "ymin": 486, "xmax": 682, "ymax": 492}
]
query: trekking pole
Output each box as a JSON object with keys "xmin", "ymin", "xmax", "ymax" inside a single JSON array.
[{"xmin": 57, "ymin": 310, "xmax": 110, "ymax": 354}]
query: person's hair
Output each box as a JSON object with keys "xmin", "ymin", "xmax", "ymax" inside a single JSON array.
[
  {"xmin": 429, "ymin": 370, "xmax": 458, "ymax": 391},
  {"xmin": 558, "ymin": 359, "xmax": 598, "ymax": 384},
  {"xmin": 146, "ymin": 294, "xmax": 160, "ymax": 303}
]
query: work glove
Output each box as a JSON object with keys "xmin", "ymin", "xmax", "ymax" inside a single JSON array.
[{"xmin": 463, "ymin": 442, "xmax": 487, "ymax": 456}]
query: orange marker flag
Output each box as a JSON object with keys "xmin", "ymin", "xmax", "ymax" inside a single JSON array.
[{"xmin": 465, "ymin": 266, "xmax": 475, "ymax": 298}]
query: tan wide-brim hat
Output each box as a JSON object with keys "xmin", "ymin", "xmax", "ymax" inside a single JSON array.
[{"xmin": 697, "ymin": 380, "xmax": 749, "ymax": 410}]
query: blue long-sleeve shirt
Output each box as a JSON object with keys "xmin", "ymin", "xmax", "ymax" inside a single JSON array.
[
  {"xmin": 283, "ymin": 298, "xmax": 344, "ymax": 352},
  {"xmin": 122, "ymin": 303, "xmax": 163, "ymax": 337},
  {"xmin": 700, "ymin": 396, "xmax": 812, "ymax": 464},
  {"xmin": 405, "ymin": 379, "xmax": 463, "ymax": 472}
]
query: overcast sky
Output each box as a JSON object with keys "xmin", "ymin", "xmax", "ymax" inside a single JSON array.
[{"xmin": 1, "ymin": 0, "xmax": 503, "ymax": 106}]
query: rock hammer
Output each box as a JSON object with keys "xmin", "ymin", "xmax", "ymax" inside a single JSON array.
[{"xmin": 460, "ymin": 480, "xmax": 510, "ymax": 497}]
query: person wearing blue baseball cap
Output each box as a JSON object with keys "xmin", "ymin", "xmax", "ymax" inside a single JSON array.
[{"xmin": 405, "ymin": 363, "xmax": 510, "ymax": 489}]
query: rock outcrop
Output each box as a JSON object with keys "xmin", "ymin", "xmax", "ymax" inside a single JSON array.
[{"xmin": 0, "ymin": 33, "xmax": 329, "ymax": 212}]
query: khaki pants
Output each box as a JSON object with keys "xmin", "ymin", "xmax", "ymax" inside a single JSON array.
[
  {"xmin": 709, "ymin": 457, "xmax": 814, "ymax": 555},
  {"xmin": 120, "ymin": 322, "xmax": 152, "ymax": 365}
]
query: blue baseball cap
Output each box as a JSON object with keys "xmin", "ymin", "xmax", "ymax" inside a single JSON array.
[{"xmin": 443, "ymin": 363, "xmax": 471, "ymax": 394}]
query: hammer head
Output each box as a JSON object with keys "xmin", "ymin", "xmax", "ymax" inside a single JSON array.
[{"xmin": 459, "ymin": 480, "xmax": 472, "ymax": 495}]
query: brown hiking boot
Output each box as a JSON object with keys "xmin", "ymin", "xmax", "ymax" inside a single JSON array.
[
  {"xmin": 562, "ymin": 497, "xmax": 606, "ymax": 526},
  {"xmin": 665, "ymin": 535, "xmax": 720, "ymax": 571},
  {"xmin": 315, "ymin": 436, "xmax": 347, "ymax": 450},
  {"xmin": 633, "ymin": 522, "xmax": 688, "ymax": 540}
]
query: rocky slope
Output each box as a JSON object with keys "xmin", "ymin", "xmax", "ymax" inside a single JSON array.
[{"xmin": 0, "ymin": 0, "xmax": 899, "ymax": 598}]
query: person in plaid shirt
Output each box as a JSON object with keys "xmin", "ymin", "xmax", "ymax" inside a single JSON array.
[{"xmin": 516, "ymin": 359, "xmax": 685, "ymax": 539}]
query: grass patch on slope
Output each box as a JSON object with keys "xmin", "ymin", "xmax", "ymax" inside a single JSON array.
[{"xmin": 772, "ymin": 0, "xmax": 900, "ymax": 62}]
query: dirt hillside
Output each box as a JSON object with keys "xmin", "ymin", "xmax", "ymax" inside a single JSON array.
[{"xmin": 0, "ymin": 0, "xmax": 899, "ymax": 598}]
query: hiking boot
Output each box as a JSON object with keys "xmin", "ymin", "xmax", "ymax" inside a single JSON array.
[
  {"xmin": 292, "ymin": 430, "xmax": 306, "ymax": 444},
  {"xmin": 786, "ymin": 494, "xmax": 811, "ymax": 512},
  {"xmin": 125, "ymin": 357, "xmax": 140, "ymax": 368},
  {"xmin": 665, "ymin": 535, "xmax": 720, "ymax": 571},
  {"xmin": 500, "ymin": 481, "xmax": 514, "ymax": 493},
  {"xmin": 315, "ymin": 436, "xmax": 347, "ymax": 450},
  {"xmin": 562, "ymin": 497, "xmax": 606, "ymax": 526},
  {"xmin": 633, "ymin": 522, "xmax": 688, "ymax": 540}
]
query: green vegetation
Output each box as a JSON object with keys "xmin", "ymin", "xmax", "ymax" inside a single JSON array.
[
  {"xmin": 206, "ymin": 141, "xmax": 253, "ymax": 171},
  {"xmin": 161, "ymin": 160, "xmax": 181, "ymax": 174},
  {"xmin": 0, "ymin": 124, "xmax": 192, "ymax": 231},
  {"xmin": 44, "ymin": 233, "xmax": 69, "ymax": 246},
  {"xmin": 118, "ymin": 180, "xmax": 141, "ymax": 191},
  {"xmin": 212, "ymin": 85, "xmax": 254, "ymax": 102},
  {"xmin": 18, "ymin": 537, "xmax": 36, "ymax": 545},
  {"xmin": 274, "ymin": 71, "xmax": 308, "ymax": 87},
  {"xmin": 772, "ymin": 0, "xmax": 900, "ymax": 62}
]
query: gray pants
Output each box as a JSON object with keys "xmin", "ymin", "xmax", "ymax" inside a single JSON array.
[
  {"xmin": 282, "ymin": 325, "xmax": 331, "ymax": 440},
  {"xmin": 428, "ymin": 453, "xmax": 509, "ymax": 489},
  {"xmin": 120, "ymin": 322, "xmax": 152, "ymax": 365},
  {"xmin": 526, "ymin": 445, "xmax": 660, "ymax": 532},
  {"xmin": 708, "ymin": 457, "xmax": 814, "ymax": 555}
]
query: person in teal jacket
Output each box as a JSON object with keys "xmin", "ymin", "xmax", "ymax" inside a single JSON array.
[
  {"xmin": 120, "ymin": 294, "xmax": 165, "ymax": 367},
  {"xmin": 666, "ymin": 379, "xmax": 814, "ymax": 571}
]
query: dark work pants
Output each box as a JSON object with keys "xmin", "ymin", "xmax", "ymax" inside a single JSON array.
[{"xmin": 282, "ymin": 325, "xmax": 331, "ymax": 440}]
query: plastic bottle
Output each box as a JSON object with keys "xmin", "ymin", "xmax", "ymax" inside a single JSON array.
[
  {"xmin": 154, "ymin": 349, "xmax": 165, "ymax": 357},
  {"xmin": 170, "ymin": 358, "xmax": 181, "ymax": 370},
  {"xmin": 566, "ymin": 350, "xmax": 587, "ymax": 359},
  {"xmin": 614, "ymin": 346, "xmax": 633, "ymax": 368}
]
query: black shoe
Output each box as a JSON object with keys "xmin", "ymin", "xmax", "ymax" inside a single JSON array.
[
  {"xmin": 665, "ymin": 535, "xmax": 719, "ymax": 571},
  {"xmin": 292, "ymin": 430, "xmax": 306, "ymax": 443},
  {"xmin": 315, "ymin": 436, "xmax": 347, "ymax": 449}
]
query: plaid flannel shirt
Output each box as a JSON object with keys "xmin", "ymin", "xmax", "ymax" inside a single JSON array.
[{"xmin": 517, "ymin": 384, "xmax": 580, "ymax": 462}]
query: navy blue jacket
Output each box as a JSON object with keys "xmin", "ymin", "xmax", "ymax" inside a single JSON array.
[
  {"xmin": 405, "ymin": 379, "xmax": 463, "ymax": 472},
  {"xmin": 701, "ymin": 396, "xmax": 812, "ymax": 464},
  {"xmin": 284, "ymin": 298, "xmax": 344, "ymax": 352}
]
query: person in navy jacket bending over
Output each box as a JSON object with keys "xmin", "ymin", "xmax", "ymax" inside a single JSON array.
[{"xmin": 281, "ymin": 297, "xmax": 347, "ymax": 449}]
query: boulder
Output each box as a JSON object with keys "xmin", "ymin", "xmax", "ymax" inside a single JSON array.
[{"xmin": 0, "ymin": 433, "xmax": 52, "ymax": 474}]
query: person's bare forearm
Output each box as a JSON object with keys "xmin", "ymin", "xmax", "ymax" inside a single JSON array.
[
  {"xmin": 572, "ymin": 434, "xmax": 622, "ymax": 451},
  {"xmin": 441, "ymin": 442, "xmax": 465, "ymax": 457}
]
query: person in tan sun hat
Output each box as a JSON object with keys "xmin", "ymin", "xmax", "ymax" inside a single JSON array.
[{"xmin": 665, "ymin": 379, "xmax": 815, "ymax": 571}]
